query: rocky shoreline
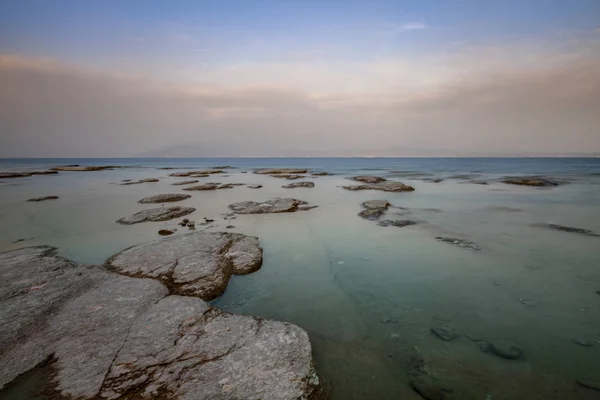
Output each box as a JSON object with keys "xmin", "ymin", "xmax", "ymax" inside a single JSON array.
[{"xmin": 0, "ymin": 235, "xmax": 328, "ymax": 400}]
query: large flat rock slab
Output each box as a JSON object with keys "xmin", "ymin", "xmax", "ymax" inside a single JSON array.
[
  {"xmin": 229, "ymin": 198, "xmax": 317, "ymax": 214},
  {"xmin": 255, "ymin": 168, "xmax": 308, "ymax": 174},
  {"xmin": 343, "ymin": 176, "xmax": 415, "ymax": 192},
  {"xmin": 117, "ymin": 206, "xmax": 195, "ymax": 224},
  {"xmin": 0, "ymin": 171, "xmax": 58, "ymax": 178},
  {"xmin": 100, "ymin": 296, "xmax": 325, "ymax": 400},
  {"xmin": 50, "ymin": 165, "xmax": 120, "ymax": 171},
  {"xmin": 0, "ymin": 247, "xmax": 168, "ymax": 398},
  {"xmin": 106, "ymin": 232, "xmax": 263, "ymax": 300}
]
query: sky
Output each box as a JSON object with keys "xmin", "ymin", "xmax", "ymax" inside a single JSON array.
[{"xmin": 1, "ymin": 0, "xmax": 599, "ymax": 157}]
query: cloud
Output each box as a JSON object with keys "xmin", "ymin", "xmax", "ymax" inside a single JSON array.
[
  {"xmin": 397, "ymin": 22, "xmax": 427, "ymax": 32},
  {"xmin": 1, "ymin": 33, "xmax": 599, "ymax": 157}
]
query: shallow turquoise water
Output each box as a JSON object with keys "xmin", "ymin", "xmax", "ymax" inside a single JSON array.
[{"xmin": 1, "ymin": 158, "xmax": 600, "ymax": 399}]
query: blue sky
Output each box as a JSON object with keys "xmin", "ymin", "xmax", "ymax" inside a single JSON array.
[{"xmin": 0, "ymin": 1, "xmax": 599, "ymax": 156}]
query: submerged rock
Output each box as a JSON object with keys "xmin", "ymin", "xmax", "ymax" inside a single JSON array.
[
  {"xmin": 171, "ymin": 179, "xmax": 199, "ymax": 186},
  {"xmin": 248, "ymin": 184, "xmax": 263, "ymax": 189},
  {"xmin": 378, "ymin": 220, "xmax": 418, "ymax": 228},
  {"xmin": 138, "ymin": 194, "xmax": 191, "ymax": 203},
  {"xmin": 117, "ymin": 206, "xmax": 195, "ymax": 224},
  {"xmin": 544, "ymin": 223, "xmax": 600, "ymax": 237},
  {"xmin": 27, "ymin": 196, "xmax": 59, "ymax": 202},
  {"xmin": 435, "ymin": 237, "xmax": 481, "ymax": 251},
  {"xmin": 182, "ymin": 183, "xmax": 221, "ymax": 191},
  {"xmin": 229, "ymin": 198, "xmax": 316, "ymax": 214},
  {"xmin": 503, "ymin": 177, "xmax": 559, "ymax": 187},
  {"xmin": 271, "ymin": 174, "xmax": 304, "ymax": 180},
  {"xmin": 120, "ymin": 178, "xmax": 159, "ymax": 185},
  {"xmin": 480, "ymin": 340, "xmax": 524, "ymax": 360},
  {"xmin": 312, "ymin": 171, "xmax": 331, "ymax": 176},
  {"xmin": 0, "ymin": 246, "xmax": 325, "ymax": 400},
  {"xmin": 254, "ymin": 168, "xmax": 308, "ymax": 174},
  {"xmin": 106, "ymin": 232, "xmax": 263, "ymax": 300},
  {"xmin": 0, "ymin": 171, "xmax": 58, "ymax": 178},
  {"xmin": 406, "ymin": 348, "xmax": 455, "ymax": 400},
  {"xmin": 572, "ymin": 337, "xmax": 594, "ymax": 347},
  {"xmin": 577, "ymin": 379, "xmax": 600, "ymax": 392},
  {"xmin": 213, "ymin": 165, "xmax": 233, "ymax": 169},
  {"xmin": 343, "ymin": 177, "xmax": 415, "ymax": 192},
  {"xmin": 283, "ymin": 181, "xmax": 315, "ymax": 188},
  {"xmin": 430, "ymin": 321, "xmax": 459, "ymax": 342},
  {"xmin": 50, "ymin": 165, "xmax": 120, "ymax": 171}
]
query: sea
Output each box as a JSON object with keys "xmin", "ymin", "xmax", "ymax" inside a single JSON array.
[{"xmin": 1, "ymin": 157, "xmax": 600, "ymax": 400}]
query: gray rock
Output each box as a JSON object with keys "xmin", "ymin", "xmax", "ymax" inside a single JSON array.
[
  {"xmin": 358, "ymin": 200, "xmax": 391, "ymax": 221},
  {"xmin": 248, "ymin": 184, "xmax": 263, "ymax": 189},
  {"xmin": 480, "ymin": 340, "xmax": 524, "ymax": 360},
  {"xmin": 406, "ymin": 348, "xmax": 455, "ymax": 400},
  {"xmin": 378, "ymin": 220, "xmax": 418, "ymax": 228},
  {"xmin": 179, "ymin": 218, "xmax": 190, "ymax": 226},
  {"xmin": 430, "ymin": 321, "xmax": 459, "ymax": 342},
  {"xmin": 172, "ymin": 179, "xmax": 199, "ymax": 186},
  {"xmin": 254, "ymin": 168, "xmax": 308, "ymax": 174},
  {"xmin": 106, "ymin": 232, "xmax": 263, "ymax": 300},
  {"xmin": 120, "ymin": 178, "xmax": 159, "ymax": 185},
  {"xmin": 422, "ymin": 178, "xmax": 444, "ymax": 183},
  {"xmin": 170, "ymin": 170, "xmax": 223, "ymax": 177},
  {"xmin": 435, "ymin": 237, "xmax": 481, "ymax": 251},
  {"xmin": 99, "ymin": 296, "xmax": 325, "ymax": 400},
  {"xmin": 0, "ymin": 247, "xmax": 167, "ymax": 398},
  {"xmin": 0, "ymin": 171, "xmax": 58, "ymax": 178},
  {"xmin": 183, "ymin": 183, "xmax": 236, "ymax": 191},
  {"xmin": 117, "ymin": 206, "xmax": 195, "ymax": 225},
  {"xmin": 503, "ymin": 177, "xmax": 559, "ymax": 187},
  {"xmin": 282, "ymin": 181, "xmax": 315, "ymax": 188},
  {"xmin": 213, "ymin": 165, "xmax": 233, "ymax": 169},
  {"xmin": 138, "ymin": 193, "xmax": 191, "ymax": 203},
  {"xmin": 50, "ymin": 165, "xmax": 120, "ymax": 171},
  {"xmin": 226, "ymin": 225, "xmax": 236, "ymax": 229},
  {"xmin": 362, "ymin": 200, "xmax": 391, "ymax": 209},
  {"xmin": 311, "ymin": 171, "xmax": 331, "ymax": 176},
  {"xmin": 353, "ymin": 176, "xmax": 386, "ymax": 184},
  {"xmin": 343, "ymin": 180, "xmax": 415, "ymax": 192},
  {"xmin": 229, "ymin": 198, "xmax": 316, "ymax": 214},
  {"xmin": 27, "ymin": 196, "xmax": 59, "ymax": 202},
  {"xmin": 0, "ymin": 246, "xmax": 326, "ymax": 400},
  {"xmin": 298, "ymin": 204, "xmax": 319, "ymax": 211}
]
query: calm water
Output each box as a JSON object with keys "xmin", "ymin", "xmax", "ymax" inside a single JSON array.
[{"xmin": 1, "ymin": 158, "xmax": 600, "ymax": 399}]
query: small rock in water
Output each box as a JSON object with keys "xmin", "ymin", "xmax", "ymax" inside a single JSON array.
[
  {"xmin": 226, "ymin": 225, "xmax": 235, "ymax": 229},
  {"xmin": 187, "ymin": 221, "xmax": 195, "ymax": 229},
  {"xmin": 545, "ymin": 223, "xmax": 600, "ymax": 237},
  {"xmin": 204, "ymin": 218, "xmax": 215, "ymax": 222},
  {"xmin": 435, "ymin": 237, "xmax": 481, "ymax": 251},
  {"xmin": 27, "ymin": 196, "xmax": 59, "ymax": 202},
  {"xmin": 12, "ymin": 238, "xmax": 26, "ymax": 243},
  {"xmin": 596, "ymin": 290, "xmax": 600, "ymax": 295},
  {"xmin": 179, "ymin": 218, "xmax": 190, "ymax": 226},
  {"xmin": 158, "ymin": 229, "xmax": 175, "ymax": 236},
  {"xmin": 247, "ymin": 184, "xmax": 262, "ymax": 189},
  {"xmin": 571, "ymin": 337, "xmax": 594, "ymax": 347},
  {"xmin": 465, "ymin": 333, "xmax": 484, "ymax": 342},
  {"xmin": 430, "ymin": 321, "xmax": 459, "ymax": 342},
  {"xmin": 378, "ymin": 220, "xmax": 418, "ymax": 228},
  {"xmin": 480, "ymin": 340, "xmax": 524, "ymax": 360}
]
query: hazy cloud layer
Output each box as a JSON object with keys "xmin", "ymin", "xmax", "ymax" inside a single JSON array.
[{"xmin": 1, "ymin": 35, "xmax": 599, "ymax": 157}]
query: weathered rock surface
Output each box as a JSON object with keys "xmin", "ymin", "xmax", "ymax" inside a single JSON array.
[
  {"xmin": 283, "ymin": 181, "xmax": 315, "ymax": 188},
  {"xmin": 378, "ymin": 220, "xmax": 418, "ymax": 228},
  {"xmin": 99, "ymin": 296, "xmax": 324, "ymax": 400},
  {"xmin": 503, "ymin": 177, "xmax": 559, "ymax": 187},
  {"xmin": 0, "ymin": 246, "xmax": 325, "ymax": 400},
  {"xmin": 182, "ymin": 182, "xmax": 239, "ymax": 191},
  {"xmin": 170, "ymin": 170, "xmax": 222, "ymax": 177},
  {"xmin": 172, "ymin": 179, "xmax": 199, "ymax": 186},
  {"xmin": 229, "ymin": 198, "xmax": 316, "ymax": 214},
  {"xmin": 435, "ymin": 237, "xmax": 481, "ymax": 251},
  {"xmin": 358, "ymin": 200, "xmax": 391, "ymax": 220},
  {"xmin": 117, "ymin": 206, "xmax": 195, "ymax": 224},
  {"xmin": 248, "ymin": 184, "xmax": 263, "ymax": 189},
  {"xmin": 255, "ymin": 168, "xmax": 308, "ymax": 174},
  {"xmin": 353, "ymin": 176, "xmax": 386, "ymax": 184},
  {"xmin": 138, "ymin": 193, "xmax": 191, "ymax": 203},
  {"xmin": 0, "ymin": 171, "xmax": 58, "ymax": 178},
  {"xmin": 119, "ymin": 178, "xmax": 159, "ymax": 185},
  {"xmin": 106, "ymin": 232, "xmax": 263, "ymax": 300},
  {"xmin": 544, "ymin": 223, "xmax": 600, "ymax": 237},
  {"xmin": 27, "ymin": 196, "xmax": 59, "ymax": 202},
  {"xmin": 480, "ymin": 340, "xmax": 524, "ymax": 360},
  {"xmin": 343, "ymin": 177, "xmax": 415, "ymax": 192},
  {"xmin": 50, "ymin": 166, "xmax": 120, "ymax": 172}
]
